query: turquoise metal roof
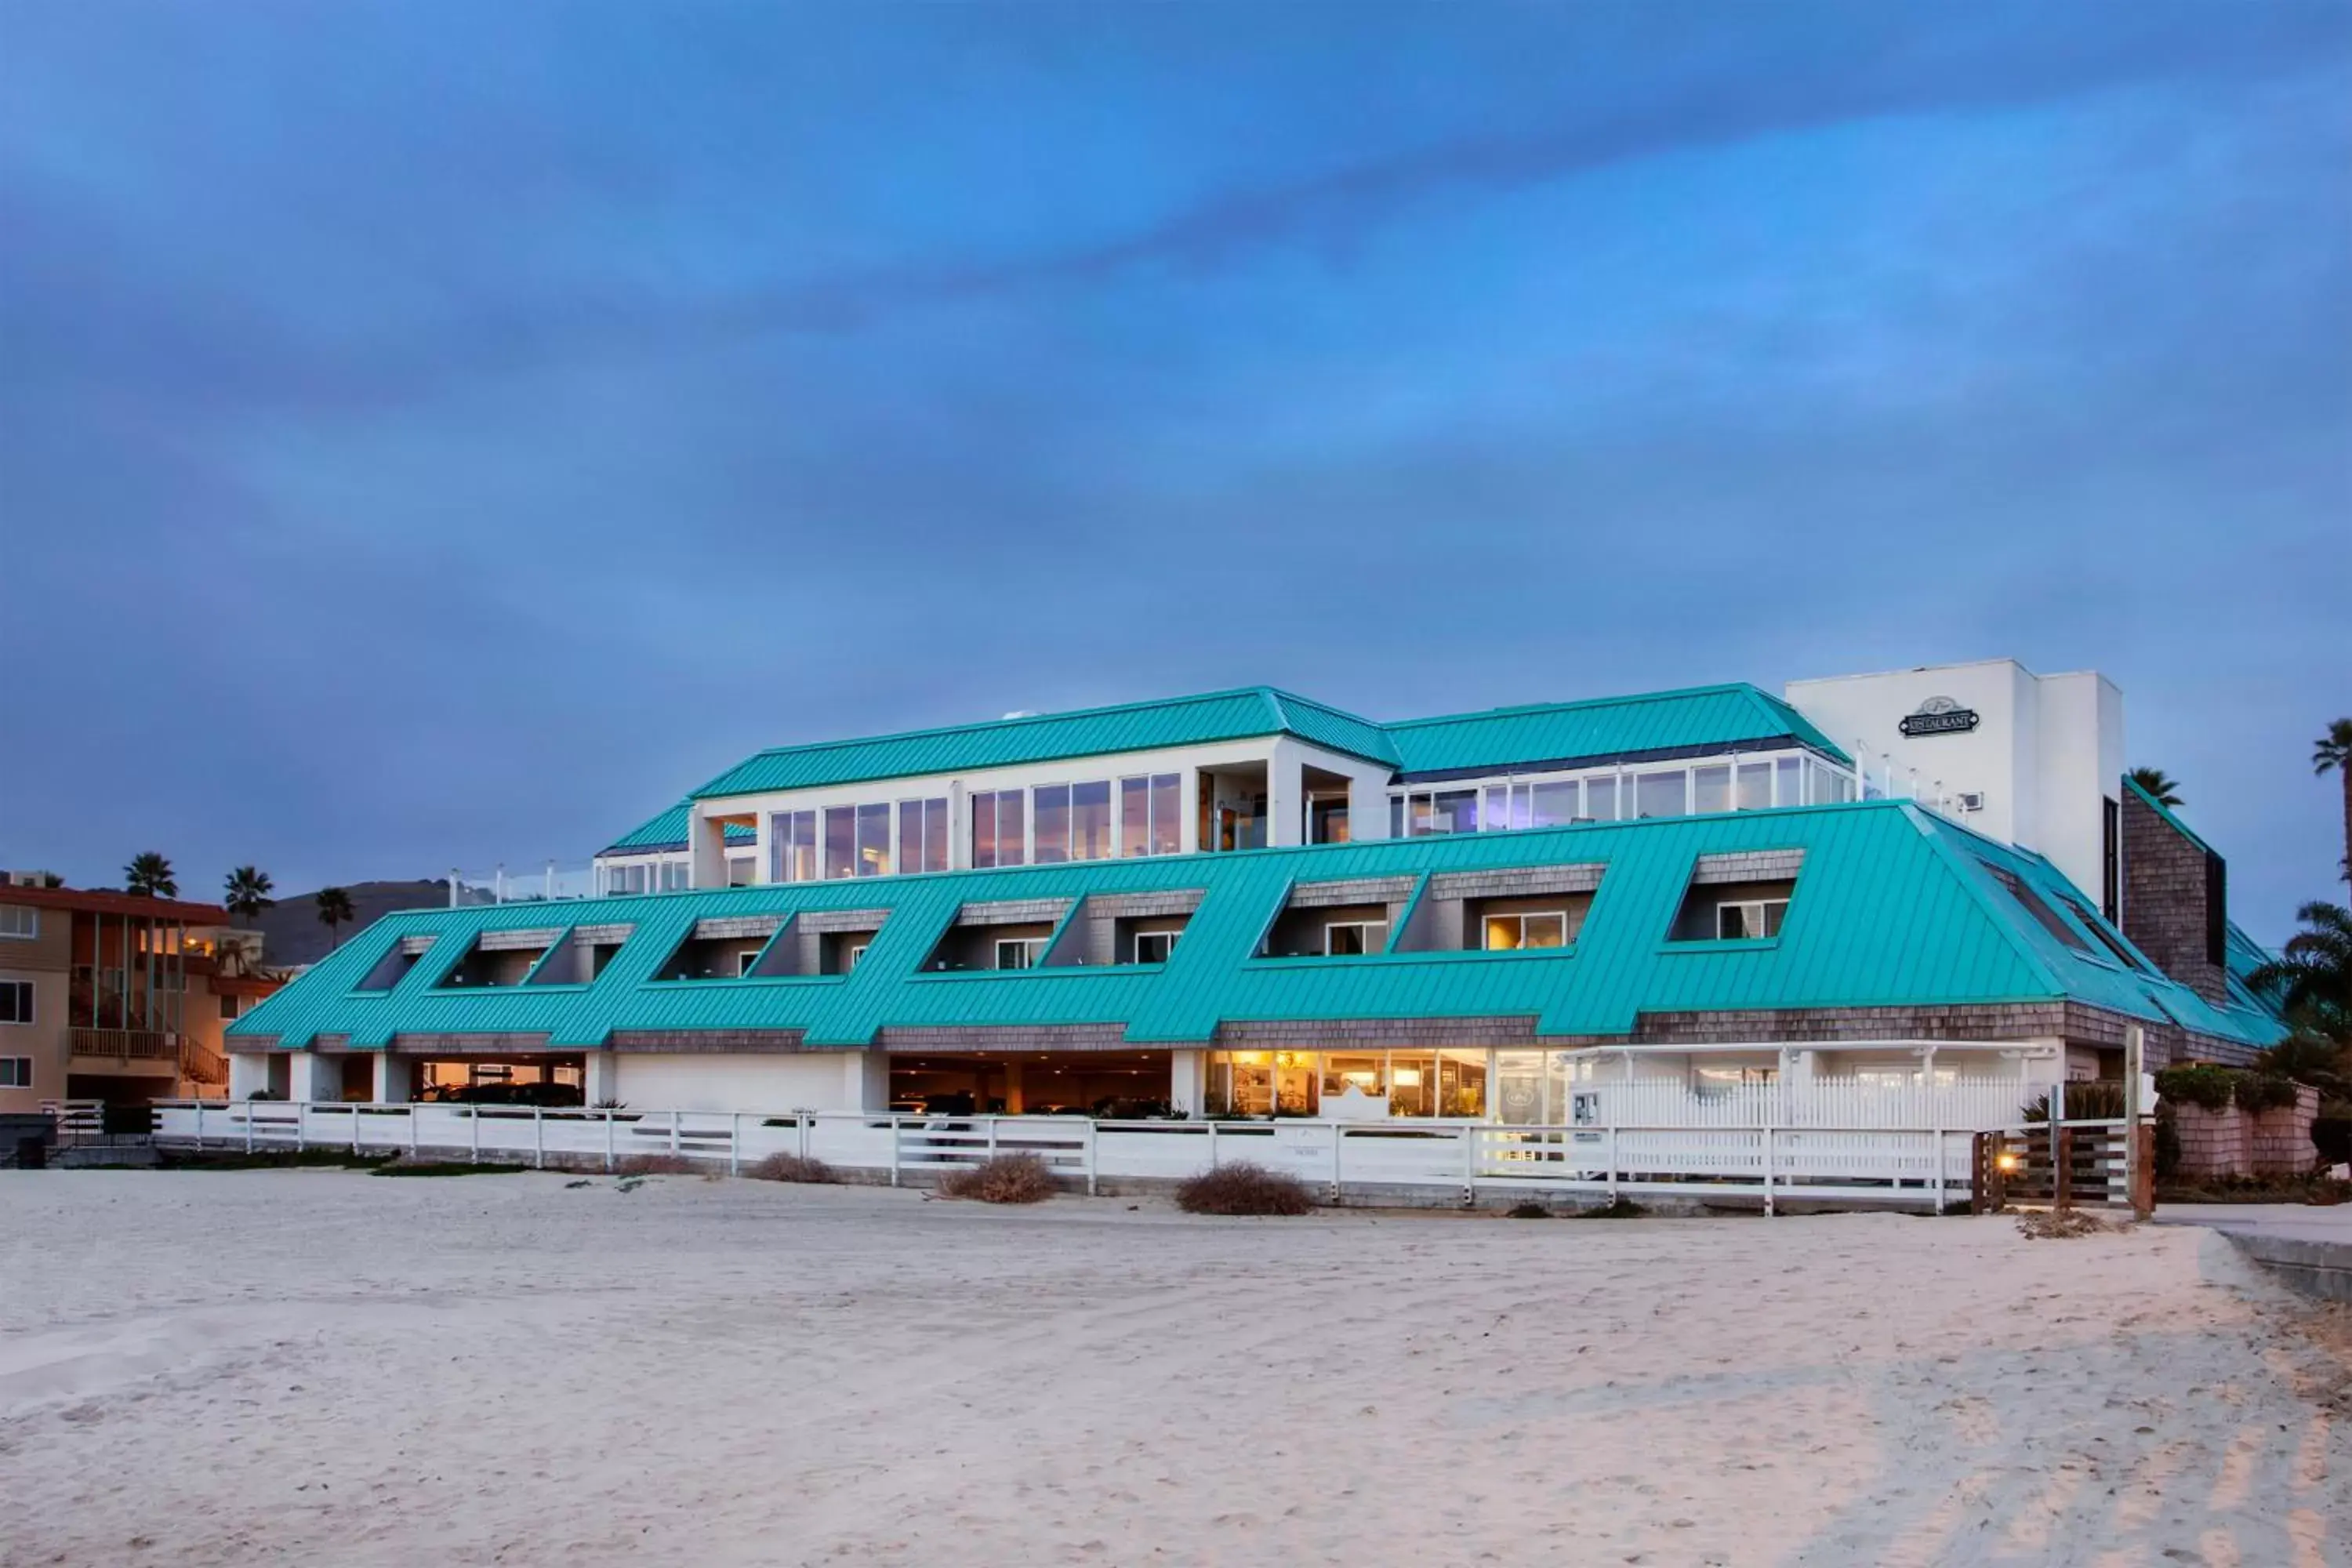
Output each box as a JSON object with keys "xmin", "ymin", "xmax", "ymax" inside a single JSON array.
[
  {"xmin": 603, "ymin": 804, "xmax": 755, "ymax": 855},
  {"xmin": 691, "ymin": 688, "xmax": 1397, "ymax": 800},
  {"xmin": 1388, "ymin": 684, "xmax": 1848, "ymax": 778},
  {"xmin": 235, "ymin": 800, "xmax": 2281, "ymax": 1057}
]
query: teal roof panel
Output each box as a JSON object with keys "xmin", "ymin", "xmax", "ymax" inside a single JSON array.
[
  {"xmin": 604, "ymin": 803, "xmax": 756, "ymax": 855},
  {"xmin": 1388, "ymin": 684, "xmax": 1847, "ymax": 779},
  {"xmin": 236, "ymin": 800, "xmax": 2281, "ymax": 1058}
]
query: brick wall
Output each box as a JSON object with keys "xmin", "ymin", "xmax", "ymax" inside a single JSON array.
[{"xmin": 2120, "ymin": 791, "xmax": 2227, "ymax": 1004}]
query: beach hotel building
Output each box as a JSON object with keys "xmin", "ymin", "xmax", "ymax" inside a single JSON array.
[{"xmin": 220, "ymin": 656, "xmax": 2281, "ymax": 1128}]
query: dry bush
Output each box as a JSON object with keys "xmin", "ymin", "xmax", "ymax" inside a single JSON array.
[
  {"xmin": 936, "ymin": 1152, "xmax": 1058, "ymax": 1203},
  {"xmin": 750, "ymin": 1152, "xmax": 839, "ymax": 1184},
  {"xmin": 1174, "ymin": 1161, "xmax": 1315, "ymax": 1216},
  {"xmin": 2017, "ymin": 1208, "xmax": 2118, "ymax": 1240},
  {"xmin": 615, "ymin": 1153, "xmax": 698, "ymax": 1177}
]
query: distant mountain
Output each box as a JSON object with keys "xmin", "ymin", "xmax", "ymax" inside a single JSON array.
[{"xmin": 234, "ymin": 880, "xmax": 448, "ymax": 967}]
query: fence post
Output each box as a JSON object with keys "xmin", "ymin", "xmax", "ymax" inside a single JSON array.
[
  {"xmin": 296, "ymin": 1102, "xmax": 307, "ymax": 1152},
  {"xmin": 890, "ymin": 1116, "xmax": 902, "ymax": 1188},
  {"xmin": 1932, "ymin": 1118, "xmax": 1947, "ymax": 1216},
  {"xmin": 245, "ymin": 1101, "xmax": 254, "ymax": 1155},
  {"xmin": 409, "ymin": 1105, "xmax": 419, "ymax": 1160},
  {"xmin": 1330, "ymin": 1125, "xmax": 1344, "ymax": 1201},
  {"xmin": 1086, "ymin": 1121, "xmax": 1098, "ymax": 1197},
  {"xmin": 353, "ymin": 1103, "xmax": 362, "ymax": 1156},
  {"xmin": 1460, "ymin": 1123, "xmax": 1475, "ymax": 1205},
  {"xmin": 729, "ymin": 1112, "xmax": 740, "ymax": 1177},
  {"xmin": 986, "ymin": 1118, "xmax": 998, "ymax": 1158},
  {"xmin": 1762, "ymin": 1123, "xmax": 1775, "ymax": 1217},
  {"xmin": 1207, "ymin": 1119, "xmax": 1219, "ymax": 1171},
  {"xmin": 798, "ymin": 1113, "xmax": 810, "ymax": 1161},
  {"xmin": 471, "ymin": 1108, "xmax": 481, "ymax": 1164},
  {"xmin": 670, "ymin": 1109, "xmax": 681, "ymax": 1156},
  {"xmin": 535, "ymin": 1107, "xmax": 546, "ymax": 1171},
  {"xmin": 194, "ymin": 1101, "xmax": 204, "ymax": 1147},
  {"xmin": 2133, "ymin": 1123, "xmax": 2156, "ymax": 1218},
  {"xmin": 604, "ymin": 1109, "xmax": 615, "ymax": 1173}
]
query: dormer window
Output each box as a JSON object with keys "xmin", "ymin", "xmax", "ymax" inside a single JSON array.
[
  {"xmin": 1324, "ymin": 920, "xmax": 1388, "ymax": 956},
  {"xmin": 995, "ymin": 937, "xmax": 1045, "ymax": 971},
  {"xmin": 1483, "ymin": 910, "xmax": 1569, "ymax": 950},
  {"xmin": 1133, "ymin": 930, "xmax": 1179, "ymax": 964},
  {"xmin": 1715, "ymin": 900, "xmax": 1788, "ymax": 941}
]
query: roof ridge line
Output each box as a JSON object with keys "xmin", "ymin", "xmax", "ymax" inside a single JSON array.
[
  {"xmin": 719, "ymin": 685, "xmax": 1294, "ymax": 768},
  {"xmin": 1385, "ymin": 682, "xmax": 1763, "ymax": 732},
  {"xmin": 1904, "ymin": 804, "xmax": 2072, "ymax": 1000}
]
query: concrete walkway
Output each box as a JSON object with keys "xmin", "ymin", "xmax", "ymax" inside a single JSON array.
[{"xmin": 2156, "ymin": 1202, "xmax": 2352, "ymax": 1301}]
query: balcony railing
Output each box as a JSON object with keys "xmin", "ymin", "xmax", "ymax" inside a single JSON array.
[
  {"xmin": 449, "ymin": 862, "xmax": 599, "ymax": 909},
  {"xmin": 70, "ymin": 1027, "xmax": 180, "ymax": 1062}
]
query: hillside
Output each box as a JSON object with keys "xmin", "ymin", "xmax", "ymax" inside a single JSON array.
[{"xmin": 234, "ymin": 880, "xmax": 447, "ymax": 967}]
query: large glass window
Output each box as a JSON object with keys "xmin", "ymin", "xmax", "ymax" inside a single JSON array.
[
  {"xmin": 1531, "ymin": 779, "xmax": 1578, "ymax": 827},
  {"xmin": 1033, "ymin": 785, "xmax": 1071, "ymax": 864},
  {"xmin": 1324, "ymin": 920, "xmax": 1388, "ymax": 955},
  {"xmin": 855, "ymin": 803, "xmax": 891, "ymax": 876},
  {"xmin": 1071, "ymin": 780, "xmax": 1112, "ymax": 861},
  {"xmin": 0, "ymin": 906, "xmax": 36, "ymax": 939},
  {"xmin": 824, "ymin": 806, "xmax": 857, "ymax": 880},
  {"xmin": 1777, "ymin": 755, "xmax": 1802, "ymax": 806},
  {"xmin": 1584, "ymin": 775, "xmax": 1619, "ymax": 822},
  {"xmin": 1715, "ymin": 899, "xmax": 1788, "ymax": 939},
  {"xmin": 971, "ymin": 790, "xmax": 1026, "ymax": 868},
  {"xmin": 994, "ymin": 937, "xmax": 1044, "ymax": 970},
  {"xmin": 771, "ymin": 811, "xmax": 818, "ymax": 883},
  {"xmin": 1635, "ymin": 770, "xmax": 1687, "ymax": 818},
  {"xmin": 897, "ymin": 798, "xmax": 948, "ymax": 874},
  {"xmin": 1432, "ymin": 789, "xmax": 1478, "ymax": 833},
  {"xmin": 1692, "ymin": 765, "xmax": 1731, "ymax": 815},
  {"xmin": 1737, "ymin": 762, "xmax": 1773, "ymax": 811}
]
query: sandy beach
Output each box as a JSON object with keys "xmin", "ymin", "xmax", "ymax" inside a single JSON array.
[{"xmin": 0, "ymin": 1171, "xmax": 2343, "ymax": 1567}]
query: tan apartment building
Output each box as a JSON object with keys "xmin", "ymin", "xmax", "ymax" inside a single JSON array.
[{"xmin": 0, "ymin": 882, "xmax": 279, "ymax": 1112}]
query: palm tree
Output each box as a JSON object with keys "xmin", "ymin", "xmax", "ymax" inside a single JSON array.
[
  {"xmin": 123, "ymin": 852, "xmax": 178, "ymax": 898},
  {"xmin": 2316, "ymin": 718, "xmax": 2352, "ymax": 885},
  {"xmin": 223, "ymin": 866, "xmax": 275, "ymax": 922},
  {"xmin": 314, "ymin": 887, "xmax": 357, "ymax": 947},
  {"xmin": 2127, "ymin": 767, "xmax": 2183, "ymax": 808},
  {"xmin": 2246, "ymin": 901, "xmax": 2352, "ymax": 1044}
]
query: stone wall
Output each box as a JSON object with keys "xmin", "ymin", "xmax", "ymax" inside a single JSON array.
[{"xmin": 2168, "ymin": 1084, "xmax": 2318, "ymax": 1179}]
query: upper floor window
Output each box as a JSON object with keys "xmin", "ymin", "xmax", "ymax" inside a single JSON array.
[
  {"xmin": 0, "ymin": 1056, "xmax": 31, "ymax": 1087},
  {"xmin": 1134, "ymin": 929, "xmax": 1179, "ymax": 964},
  {"xmin": 1033, "ymin": 781, "xmax": 1113, "ymax": 864},
  {"xmin": 771, "ymin": 811, "xmax": 818, "ymax": 883},
  {"xmin": 971, "ymin": 789, "xmax": 1027, "ymax": 869},
  {"xmin": 220, "ymin": 993, "xmax": 244, "ymax": 1021},
  {"xmin": 1120, "ymin": 774, "xmax": 1182, "ymax": 856},
  {"xmin": 1715, "ymin": 900, "xmax": 1788, "ymax": 940},
  {"xmin": 994, "ymin": 937, "xmax": 1046, "ymax": 971},
  {"xmin": 0, "ymin": 980, "xmax": 31, "ymax": 1024},
  {"xmin": 0, "ymin": 905, "xmax": 36, "ymax": 939},
  {"xmin": 726, "ymin": 855, "xmax": 755, "ymax": 887},
  {"xmin": 826, "ymin": 803, "xmax": 891, "ymax": 878},
  {"xmin": 898, "ymin": 797, "xmax": 949, "ymax": 874},
  {"xmin": 1324, "ymin": 920, "xmax": 1388, "ymax": 956},
  {"xmin": 1483, "ymin": 911, "xmax": 1569, "ymax": 951}
]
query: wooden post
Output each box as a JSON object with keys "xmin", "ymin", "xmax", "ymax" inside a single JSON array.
[
  {"xmin": 2132, "ymin": 1123, "xmax": 2156, "ymax": 1218},
  {"xmin": 535, "ymin": 1107, "xmax": 546, "ymax": 1171},
  {"xmin": 2053, "ymin": 1120, "xmax": 2072, "ymax": 1213}
]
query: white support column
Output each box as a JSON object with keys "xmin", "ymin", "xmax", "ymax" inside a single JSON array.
[
  {"xmin": 227, "ymin": 1051, "xmax": 271, "ymax": 1100},
  {"xmin": 687, "ymin": 807, "xmax": 730, "ymax": 890},
  {"xmin": 582, "ymin": 1051, "xmax": 620, "ymax": 1107},
  {"xmin": 372, "ymin": 1051, "xmax": 405, "ymax": 1104},
  {"xmin": 1179, "ymin": 769, "xmax": 1203, "ymax": 855},
  {"xmin": 1168, "ymin": 1049, "xmax": 1205, "ymax": 1119},
  {"xmin": 1267, "ymin": 739, "xmax": 1305, "ymax": 848},
  {"xmin": 286, "ymin": 1050, "xmax": 341, "ymax": 1104},
  {"xmin": 845, "ymin": 1048, "xmax": 890, "ymax": 1112}
]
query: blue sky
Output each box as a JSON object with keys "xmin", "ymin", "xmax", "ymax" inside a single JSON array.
[{"xmin": 1, "ymin": 2, "xmax": 2345, "ymax": 942}]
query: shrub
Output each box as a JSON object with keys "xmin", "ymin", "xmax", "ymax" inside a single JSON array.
[
  {"xmin": 2154, "ymin": 1065, "xmax": 2237, "ymax": 1112},
  {"xmin": 936, "ymin": 1152, "xmax": 1058, "ymax": 1203},
  {"xmin": 2154, "ymin": 1104, "xmax": 2182, "ymax": 1180},
  {"xmin": 2021, "ymin": 1080, "xmax": 2129, "ymax": 1122},
  {"xmin": 1569, "ymin": 1196, "xmax": 1647, "ymax": 1219},
  {"xmin": 615, "ymin": 1153, "xmax": 698, "ymax": 1177},
  {"xmin": 749, "ymin": 1152, "xmax": 838, "ymax": 1184},
  {"xmin": 1505, "ymin": 1202, "xmax": 1552, "ymax": 1219},
  {"xmin": 2235, "ymin": 1073, "xmax": 2299, "ymax": 1114},
  {"xmin": 1174, "ymin": 1161, "xmax": 1315, "ymax": 1215}
]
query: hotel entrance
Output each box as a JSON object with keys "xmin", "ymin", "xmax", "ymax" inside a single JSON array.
[{"xmin": 1203, "ymin": 1049, "xmax": 1490, "ymax": 1119}]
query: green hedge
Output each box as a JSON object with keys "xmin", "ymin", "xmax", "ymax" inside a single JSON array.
[
  {"xmin": 2153, "ymin": 1065, "xmax": 2305, "ymax": 1114},
  {"xmin": 2235, "ymin": 1073, "xmax": 2299, "ymax": 1113}
]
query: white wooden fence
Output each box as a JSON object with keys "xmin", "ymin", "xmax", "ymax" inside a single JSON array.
[{"xmin": 148, "ymin": 1073, "xmax": 2044, "ymax": 1212}]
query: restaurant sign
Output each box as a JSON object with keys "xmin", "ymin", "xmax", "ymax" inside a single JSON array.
[{"xmin": 1899, "ymin": 696, "xmax": 1981, "ymax": 738}]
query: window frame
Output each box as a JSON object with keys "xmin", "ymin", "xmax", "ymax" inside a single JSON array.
[
  {"xmin": 1482, "ymin": 910, "xmax": 1570, "ymax": 951},
  {"xmin": 994, "ymin": 937, "xmax": 1045, "ymax": 971},
  {"xmin": 0, "ymin": 905, "xmax": 37, "ymax": 939},
  {"xmin": 1133, "ymin": 929, "xmax": 1179, "ymax": 965},
  {"xmin": 0, "ymin": 1055, "xmax": 31, "ymax": 1088},
  {"xmin": 1323, "ymin": 920, "xmax": 1388, "ymax": 956},
  {"xmin": 1714, "ymin": 899, "xmax": 1789, "ymax": 941},
  {"xmin": 0, "ymin": 978, "xmax": 32, "ymax": 1025}
]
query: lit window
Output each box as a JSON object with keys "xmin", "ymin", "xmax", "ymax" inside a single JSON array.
[
  {"xmin": 771, "ymin": 811, "xmax": 818, "ymax": 883},
  {"xmin": 1323, "ymin": 921, "xmax": 1388, "ymax": 956},
  {"xmin": 1134, "ymin": 930, "xmax": 1178, "ymax": 964},
  {"xmin": 1715, "ymin": 901, "xmax": 1788, "ymax": 940},
  {"xmin": 1483, "ymin": 912, "xmax": 1569, "ymax": 951}
]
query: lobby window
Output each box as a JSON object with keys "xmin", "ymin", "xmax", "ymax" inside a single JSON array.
[
  {"xmin": 0, "ymin": 905, "xmax": 36, "ymax": 939},
  {"xmin": 0, "ymin": 1056, "xmax": 31, "ymax": 1088},
  {"xmin": 1483, "ymin": 911, "xmax": 1569, "ymax": 951},
  {"xmin": 0, "ymin": 980, "xmax": 31, "ymax": 1025},
  {"xmin": 898, "ymin": 797, "xmax": 949, "ymax": 875},
  {"xmin": 971, "ymin": 790, "xmax": 1027, "ymax": 869},
  {"xmin": 1324, "ymin": 920, "xmax": 1388, "ymax": 956},
  {"xmin": 1120, "ymin": 773, "xmax": 1181, "ymax": 856},
  {"xmin": 771, "ymin": 811, "xmax": 818, "ymax": 883},
  {"xmin": 1715, "ymin": 900, "xmax": 1788, "ymax": 940}
]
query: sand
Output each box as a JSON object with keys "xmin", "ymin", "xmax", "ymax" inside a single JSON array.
[{"xmin": 1, "ymin": 1171, "xmax": 2344, "ymax": 1567}]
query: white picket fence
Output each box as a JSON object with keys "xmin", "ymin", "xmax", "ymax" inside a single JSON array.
[{"xmin": 148, "ymin": 1081, "xmax": 2033, "ymax": 1211}]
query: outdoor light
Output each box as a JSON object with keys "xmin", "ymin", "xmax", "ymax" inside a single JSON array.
[{"xmin": 1995, "ymin": 1152, "xmax": 2022, "ymax": 1173}]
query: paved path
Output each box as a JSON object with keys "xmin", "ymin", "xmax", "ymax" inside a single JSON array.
[{"xmin": 2154, "ymin": 1201, "xmax": 2352, "ymax": 1245}]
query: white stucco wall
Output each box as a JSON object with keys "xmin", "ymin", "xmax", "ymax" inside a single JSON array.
[
  {"xmin": 1784, "ymin": 659, "xmax": 2124, "ymax": 904},
  {"xmin": 612, "ymin": 1051, "xmax": 875, "ymax": 1112}
]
